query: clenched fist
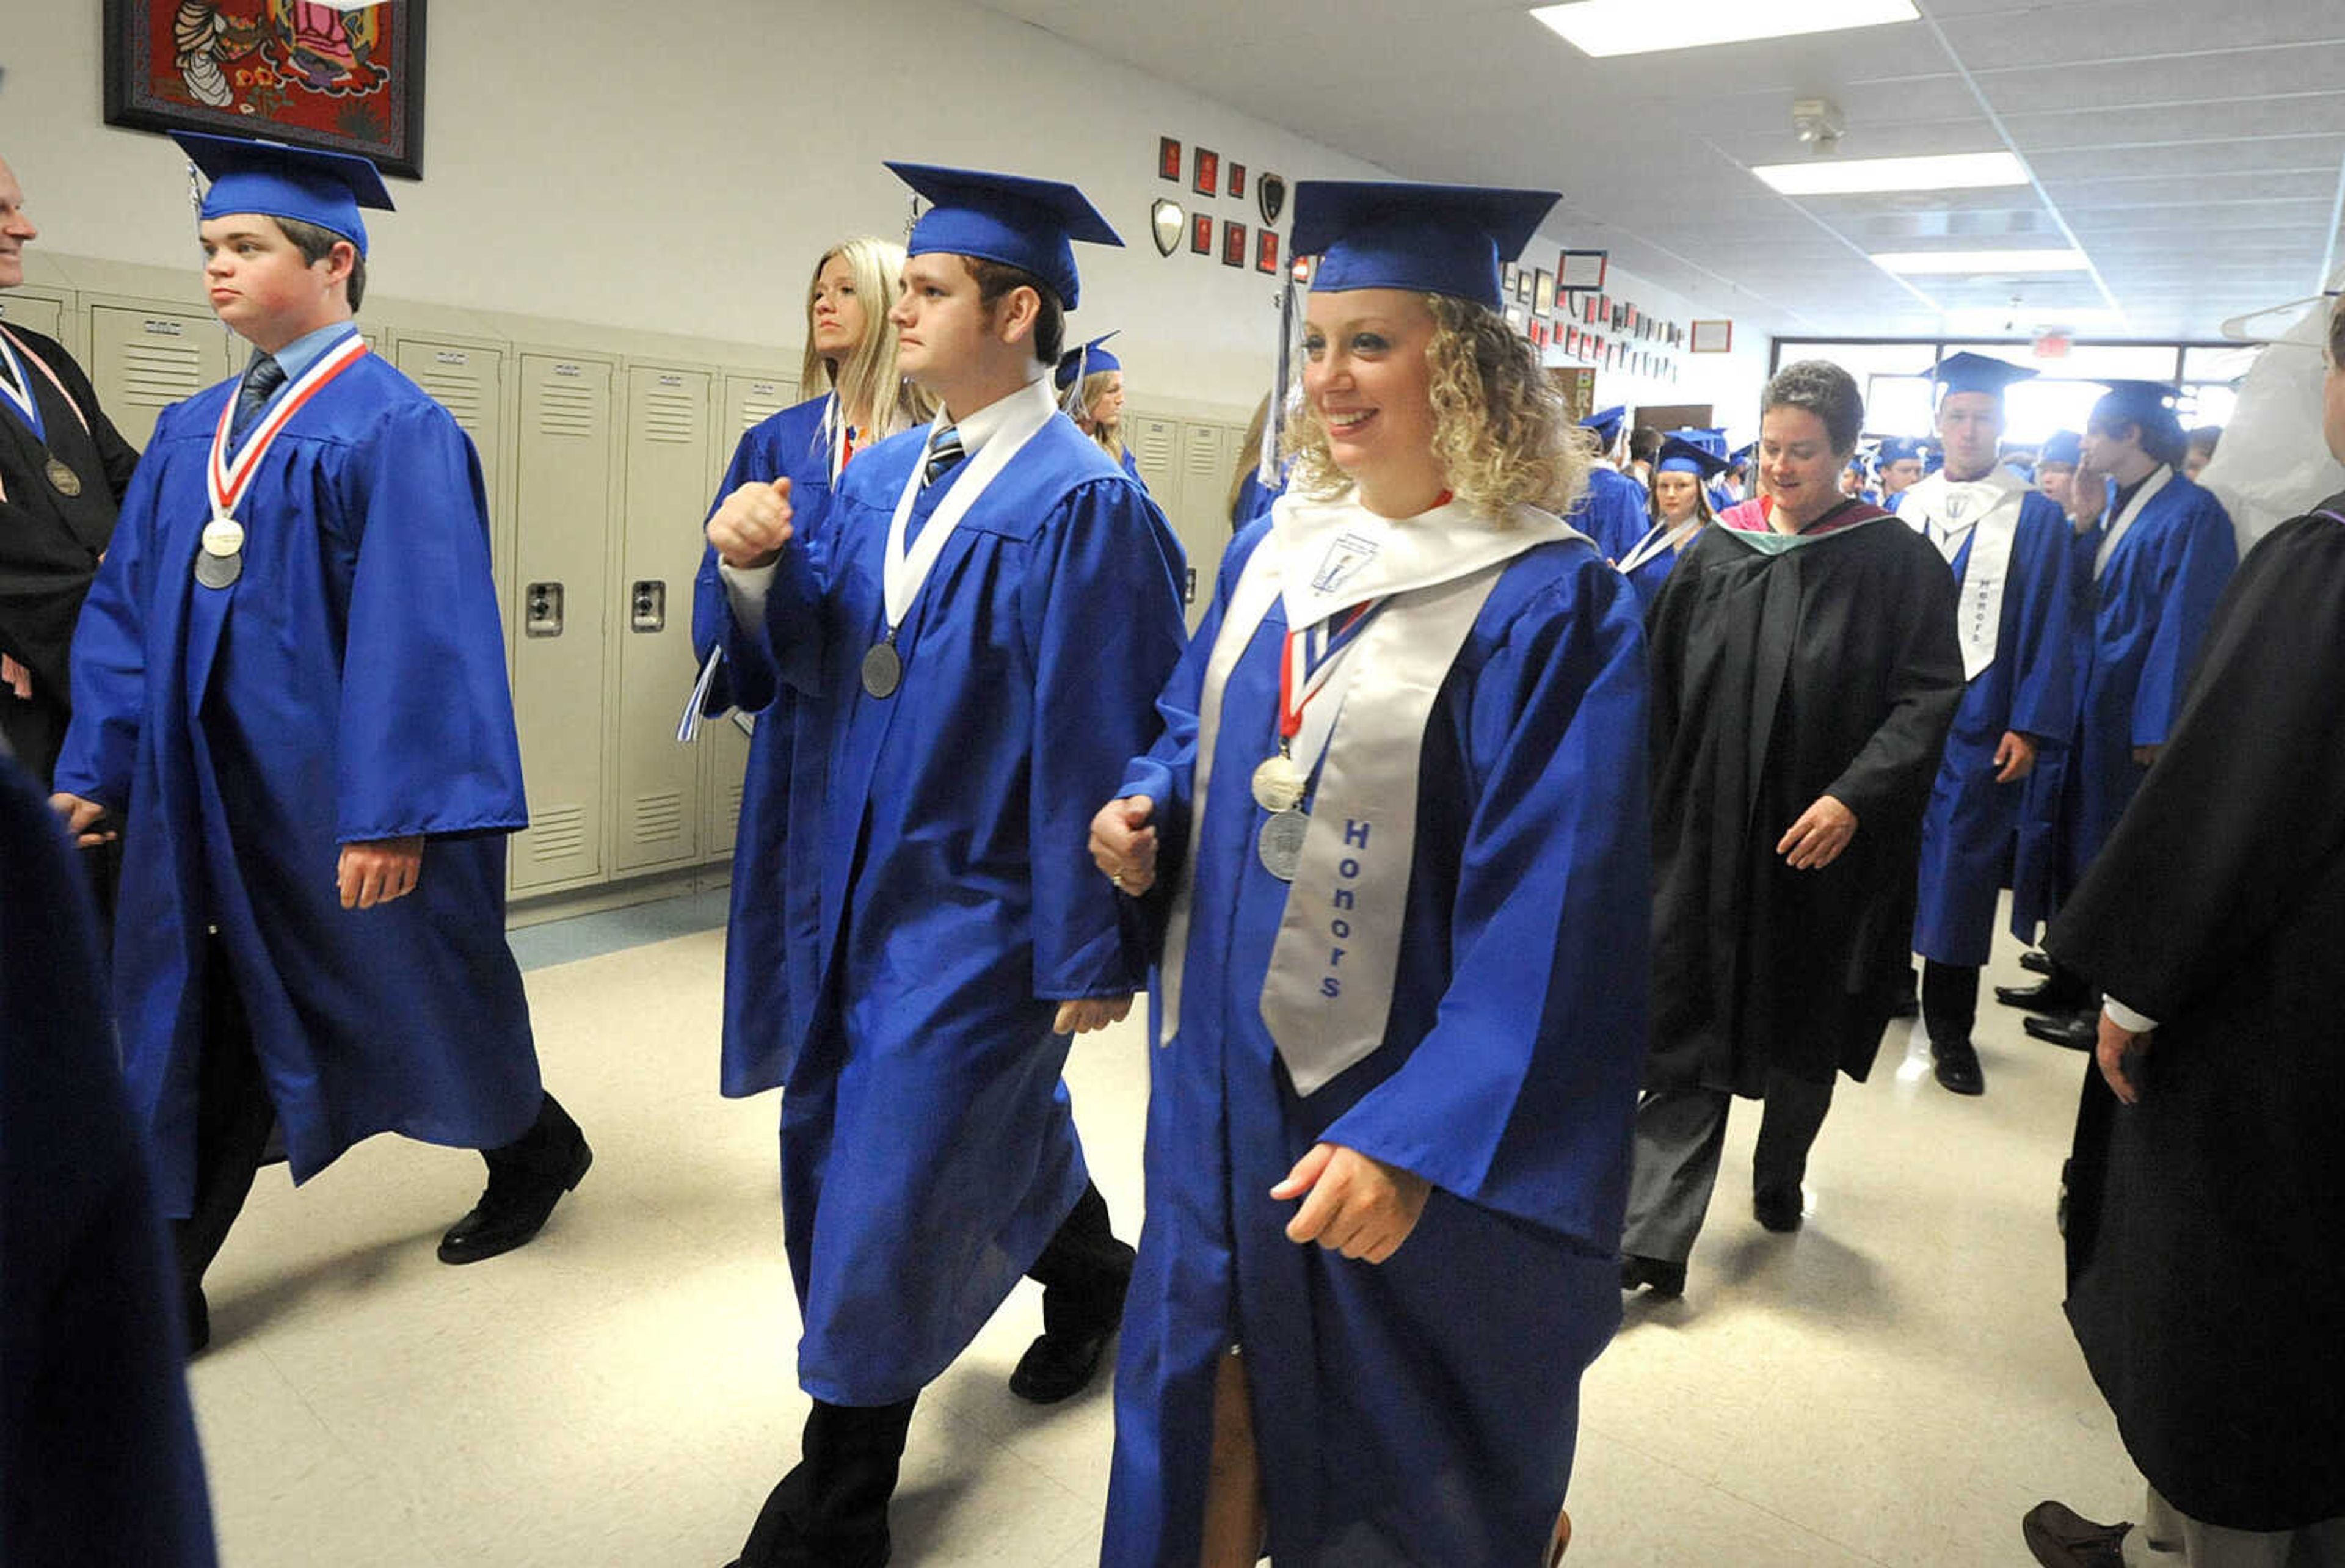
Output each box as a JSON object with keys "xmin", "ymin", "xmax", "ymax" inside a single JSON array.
[{"xmin": 707, "ymin": 477, "xmax": 796, "ymax": 570}]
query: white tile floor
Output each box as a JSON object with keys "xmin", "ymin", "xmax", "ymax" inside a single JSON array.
[{"xmin": 190, "ymin": 912, "xmax": 2144, "ymax": 1567}]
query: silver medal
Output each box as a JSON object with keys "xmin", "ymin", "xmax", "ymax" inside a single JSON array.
[
  {"xmin": 1250, "ymin": 752, "xmax": 1306, "ymax": 813},
  {"xmin": 202, "ymin": 517, "xmax": 245, "ymax": 557},
  {"xmin": 860, "ymin": 640, "xmax": 903, "ymax": 699},
  {"xmin": 195, "ymin": 548, "xmax": 242, "ymax": 589},
  {"xmin": 1257, "ymin": 808, "xmax": 1309, "ymax": 882},
  {"xmin": 45, "ymin": 456, "xmax": 82, "ymax": 498}
]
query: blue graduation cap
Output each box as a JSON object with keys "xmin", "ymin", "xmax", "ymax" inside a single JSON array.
[
  {"xmin": 1290, "ymin": 181, "xmax": 1560, "ymax": 311},
  {"xmin": 2090, "ymin": 380, "xmax": 2181, "ymax": 432},
  {"xmin": 887, "ymin": 162, "xmax": 1120, "ymax": 310},
  {"xmin": 1654, "ymin": 435, "xmax": 1729, "ymax": 479},
  {"xmin": 1664, "ymin": 426, "xmax": 1728, "ymax": 460},
  {"xmin": 2040, "ymin": 429, "xmax": 2083, "ymax": 466},
  {"xmin": 1930, "ymin": 351, "xmax": 2036, "ymax": 399},
  {"xmin": 1580, "ymin": 404, "xmax": 1627, "ymax": 448},
  {"xmin": 1055, "ymin": 332, "xmax": 1122, "ymax": 391},
  {"xmin": 171, "ymin": 130, "xmax": 393, "ymax": 255},
  {"xmin": 1728, "ymin": 441, "xmax": 1756, "ymax": 466},
  {"xmin": 1878, "ymin": 435, "xmax": 1929, "ymax": 465}
]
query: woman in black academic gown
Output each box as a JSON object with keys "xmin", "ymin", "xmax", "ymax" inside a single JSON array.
[
  {"xmin": 1621, "ymin": 359, "xmax": 1963, "ymax": 1297},
  {"xmin": 2021, "ymin": 292, "xmax": 2345, "ymax": 1566}
]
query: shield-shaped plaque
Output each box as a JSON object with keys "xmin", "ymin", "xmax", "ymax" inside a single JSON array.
[
  {"xmin": 1257, "ymin": 173, "xmax": 1286, "ymax": 228},
  {"xmin": 1151, "ymin": 198, "xmax": 1185, "ymax": 258}
]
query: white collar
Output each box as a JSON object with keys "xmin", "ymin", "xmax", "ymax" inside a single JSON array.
[{"xmin": 937, "ymin": 363, "xmax": 1055, "ymax": 460}]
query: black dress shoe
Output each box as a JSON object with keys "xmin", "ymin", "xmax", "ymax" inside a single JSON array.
[
  {"xmin": 2024, "ymin": 1010, "xmax": 2100, "ymax": 1052},
  {"xmin": 1620, "ymin": 1254, "xmax": 1685, "ymax": 1297},
  {"xmin": 438, "ymin": 1130, "xmax": 592, "ymax": 1265},
  {"xmin": 1930, "ymin": 1037, "xmax": 1986, "ymax": 1096},
  {"xmin": 2019, "ymin": 949, "xmax": 2052, "ymax": 975},
  {"xmin": 1012, "ymin": 1225, "xmax": 1135, "ymax": 1404},
  {"xmin": 1009, "ymin": 1321, "xmax": 1118, "ymax": 1404},
  {"xmin": 1889, "ymin": 968, "xmax": 1920, "ymax": 1018},
  {"xmin": 1995, "ymin": 976, "xmax": 2091, "ymax": 1013},
  {"xmin": 2021, "ymin": 1500, "xmax": 2131, "ymax": 1567},
  {"xmin": 1752, "ymin": 1186, "xmax": 1805, "ymax": 1233}
]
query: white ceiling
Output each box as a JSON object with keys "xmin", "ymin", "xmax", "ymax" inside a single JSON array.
[{"xmin": 973, "ymin": 0, "xmax": 2345, "ymax": 341}]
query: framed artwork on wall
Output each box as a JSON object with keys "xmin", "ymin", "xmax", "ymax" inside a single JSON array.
[
  {"xmin": 1254, "ymin": 228, "xmax": 1279, "ymax": 274},
  {"xmin": 1194, "ymin": 147, "xmax": 1220, "ymax": 198},
  {"xmin": 1690, "ymin": 319, "xmax": 1735, "ymax": 353},
  {"xmin": 1221, "ymin": 219, "xmax": 1248, "ymax": 268},
  {"xmin": 1229, "ymin": 162, "xmax": 1246, "ymax": 199},
  {"xmin": 1191, "ymin": 212, "xmax": 1213, "ymax": 255},
  {"xmin": 103, "ymin": 0, "xmax": 430, "ymax": 177}
]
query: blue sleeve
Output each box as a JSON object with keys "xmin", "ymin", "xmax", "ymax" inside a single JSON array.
[
  {"xmin": 2007, "ymin": 499, "xmax": 2082, "ymax": 744},
  {"xmin": 52, "ymin": 438, "xmax": 169, "ymax": 813},
  {"xmin": 2131, "ymin": 493, "xmax": 2237, "ymax": 748},
  {"xmin": 1320, "ymin": 560, "xmax": 1654, "ymax": 1243},
  {"xmin": 1023, "ymin": 482, "xmax": 1190, "ymax": 999},
  {"xmin": 333, "ymin": 404, "xmax": 528, "ymax": 840},
  {"xmin": 1119, "ymin": 519, "xmax": 1272, "ymax": 900},
  {"xmin": 691, "ymin": 429, "xmax": 781, "ymax": 713}
]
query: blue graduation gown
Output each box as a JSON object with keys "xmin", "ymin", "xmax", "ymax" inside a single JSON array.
[
  {"xmin": 1573, "ymin": 464, "xmax": 1649, "ymax": 562},
  {"xmin": 759, "ymin": 413, "xmax": 1187, "ymax": 1406},
  {"xmin": 689, "ymin": 394, "xmax": 835, "ymax": 1097},
  {"xmin": 1231, "ymin": 470, "xmax": 1284, "ymax": 531},
  {"xmin": 1, "ymin": 754, "xmax": 217, "ymax": 1566},
  {"xmin": 1120, "ymin": 444, "xmax": 1148, "ymax": 492},
  {"xmin": 53, "ymin": 353, "xmax": 543, "ymax": 1216},
  {"xmin": 2010, "ymin": 473, "xmax": 2236, "ymax": 936},
  {"xmin": 1910, "ymin": 494, "xmax": 2081, "ymax": 966},
  {"xmin": 1102, "ymin": 517, "xmax": 1650, "ymax": 1567}
]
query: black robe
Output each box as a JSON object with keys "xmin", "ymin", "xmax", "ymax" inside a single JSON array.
[
  {"xmin": 2048, "ymin": 500, "xmax": 2345, "ymax": 1533},
  {"xmin": 0, "ymin": 325, "xmax": 138, "ymax": 782},
  {"xmin": 0, "ymin": 752, "xmax": 217, "ymax": 1564},
  {"xmin": 1646, "ymin": 504, "xmax": 1963, "ymax": 1095}
]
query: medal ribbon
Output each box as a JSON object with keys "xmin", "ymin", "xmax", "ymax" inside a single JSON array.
[
  {"xmin": 206, "ymin": 333, "xmax": 371, "ymax": 526},
  {"xmin": 880, "ymin": 373, "xmax": 1055, "ymax": 633},
  {"xmin": 0, "ymin": 330, "xmax": 45, "ymax": 442},
  {"xmin": 1276, "ymin": 597, "xmax": 1380, "ymax": 775},
  {"xmin": 0, "ymin": 324, "xmax": 94, "ymax": 506},
  {"xmin": 1616, "ymin": 516, "xmax": 1701, "ymax": 576}
]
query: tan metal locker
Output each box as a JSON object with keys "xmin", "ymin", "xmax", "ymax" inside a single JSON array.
[
  {"xmin": 701, "ymin": 372, "xmax": 798, "ymax": 863},
  {"xmin": 392, "ymin": 339, "xmax": 509, "ymax": 608},
  {"xmin": 611, "ymin": 363, "xmax": 714, "ymax": 876},
  {"xmin": 86, "ymin": 303, "xmax": 236, "ymax": 449},
  {"xmin": 1131, "ymin": 414, "xmax": 1180, "ymax": 507},
  {"xmin": 508, "ymin": 353, "xmax": 616, "ymax": 894},
  {"xmin": 1174, "ymin": 421, "xmax": 1235, "ymax": 631},
  {"xmin": 0, "ymin": 290, "xmax": 67, "ymax": 345}
]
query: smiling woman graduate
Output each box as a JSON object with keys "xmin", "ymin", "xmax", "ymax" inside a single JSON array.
[{"xmin": 1090, "ymin": 179, "xmax": 1651, "ymax": 1568}]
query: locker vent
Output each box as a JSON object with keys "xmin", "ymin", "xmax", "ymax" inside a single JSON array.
[
  {"xmin": 539, "ymin": 386, "xmax": 597, "ymax": 438},
  {"xmin": 1137, "ymin": 422, "xmax": 1176, "ymax": 470},
  {"xmin": 642, "ymin": 390, "xmax": 699, "ymax": 445},
  {"xmin": 417, "ymin": 371, "xmax": 484, "ymax": 428},
  {"xmin": 632, "ymin": 790, "xmax": 686, "ymax": 844},
  {"xmin": 117, "ymin": 341, "xmax": 208, "ymax": 410},
  {"xmin": 740, "ymin": 395, "xmax": 788, "ymax": 430},
  {"xmin": 530, "ymin": 805, "xmax": 589, "ymax": 861},
  {"xmin": 1185, "ymin": 430, "xmax": 1224, "ymax": 481},
  {"xmin": 722, "ymin": 781, "xmax": 745, "ymax": 835}
]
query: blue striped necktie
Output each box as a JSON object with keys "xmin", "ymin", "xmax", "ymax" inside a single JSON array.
[
  {"xmin": 231, "ymin": 353, "xmax": 287, "ymax": 445},
  {"xmin": 922, "ymin": 423, "xmax": 964, "ymax": 488}
]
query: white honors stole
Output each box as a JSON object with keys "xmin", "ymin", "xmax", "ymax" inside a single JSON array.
[
  {"xmin": 1900, "ymin": 468, "xmax": 2028, "ymax": 681},
  {"xmin": 1160, "ymin": 491, "xmax": 1580, "ymax": 1095},
  {"xmin": 2095, "ymin": 464, "xmax": 2175, "ymax": 581}
]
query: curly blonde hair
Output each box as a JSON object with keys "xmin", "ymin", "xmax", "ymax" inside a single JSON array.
[{"xmin": 1283, "ymin": 294, "xmax": 1588, "ymax": 518}]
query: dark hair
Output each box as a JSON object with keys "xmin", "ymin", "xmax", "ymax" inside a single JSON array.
[
  {"xmin": 2089, "ymin": 404, "xmax": 2189, "ymax": 468},
  {"xmin": 1627, "ymin": 425, "xmax": 1662, "ymax": 464},
  {"xmin": 2330, "ymin": 292, "xmax": 2345, "ymax": 370},
  {"xmin": 271, "ymin": 216, "xmax": 366, "ymax": 311},
  {"xmin": 961, "ymin": 257, "xmax": 1064, "ymax": 366},
  {"xmin": 1762, "ymin": 359, "xmax": 1865, "ymax": 456},
  {"xmin": 2186, "ymin": 424, "xmax": 2222, "ymax": 458}
]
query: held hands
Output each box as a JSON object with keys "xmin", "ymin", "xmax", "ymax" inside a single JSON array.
[
  {"xmin": 1273, "ymin": 1143, "xmax": 1431, "ymax": 1265},
  {"xmin": 337, "ymin": 835, "xmax": 424, "ymax": 910},
  {"xmin": 1089, "ymin": 796, "xmax": 1158, "ymax": 897},
  {"xmin": 48, "ymin": 791, "xmax": 119, "ymax": 846},
  {"xmin": 2131, "ymin": 744, "xmax": 2162, "ymax": 769},
  {"xmin": 2097, "ymin": 1012, "xmax": 2149, "ymax": 1106},
  {"xmin": 1053, "ymin": 995, "xmax": 1134, "ymax": 1034},
  {"xmin": 1993, "ymin": 731, "xmax": 2040, "ymax": 785},
  {"xmin": 706, "ymin": 478, "xmax": 795, "ymax": 570},
  {"xmin": 1777, "ymin": 794, "xmax": 1858, "ymax": 869}
]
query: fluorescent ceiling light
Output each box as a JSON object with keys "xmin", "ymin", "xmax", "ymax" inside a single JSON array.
[
  {"xmin": 1940, "ymin": 307, "xmax": 2127, "ymax": 333},
  {"xmin": 1753, "ymin": 152, "xmax": 2029, "ymax": 196},
  {"xmin": 1530, "ymin": 0, "xmax": 1916, "ymax": 57},
  {"xmin": 1871, "ymin": 249, "xmax": 2090, "ymax": 274}
]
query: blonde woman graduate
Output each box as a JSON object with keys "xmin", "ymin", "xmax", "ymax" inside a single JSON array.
[
  {"xmin": 688, "ymin": 235, "xmax": 928, "ymax": 1098},
  {"xmin": 1091, "ymin": 180, "xmax": 1651, "ymax": 1568}
]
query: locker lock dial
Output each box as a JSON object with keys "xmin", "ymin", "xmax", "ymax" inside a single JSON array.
[
  {"xmin": 630, "ymin": 580, "xmax": 667, "ymax": 633},
  {"xmin": 525, "ymin": 581, "xmax": 564, "ymax": 637}
]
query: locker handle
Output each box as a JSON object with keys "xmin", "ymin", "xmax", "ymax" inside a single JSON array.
[
  {"xmin": 630, "ymin": 580, "xmax": 667, "ymax": 633},
  {"xmin": 526, "ymin": 581, "xmax": 565, "ymax": 637}
]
